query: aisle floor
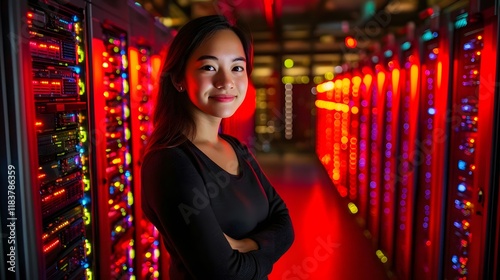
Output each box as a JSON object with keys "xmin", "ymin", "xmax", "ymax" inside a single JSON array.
[{"xmin": 255, "ymin": 152, "xmax": 391, "ymax": 280}]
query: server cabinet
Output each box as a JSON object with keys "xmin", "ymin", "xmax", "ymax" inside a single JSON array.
[
  {"xmin": 152, "ymin": 18, "xmax": 175, "ymax": 278},
  {"xmin": 88, "ymin": 1, "xmax": 137, "ymax": 278},
  {"xmin": 487, "ymin": 3, "xmax": 500, "ymax": 277},
  {"xmin": 377, "ymin": 36, "xmax": 401, "ymax": 266},
  {"xmin": 1, "ymin": 0, "xmax": 94, "ymax": 279},
  {"xmin": 328, "ymin": 74, "xmax": 348, "ymax": 196},
  {"xmin": 393, "ymin": 24, "xmax": 420, "ymax": 279},
  {"xmin": 128, "ymin": 1, "xmax": 174, "ymax": 279},
  {"xmin": 315, "ymin": 75, "xmax": 342, "ymax": 185},
  {"xmin": 2, "ymin": 1, "xmax": 46, "ymax": 278},
  {"xmin": 127, "ymin": 2, "xmax": 160, "ymax": 279},
  {"xmin": 338, "ymin": 74, "xmax": 351, "ymax": 198},
  {"xmin": 316, "ymin": 73, "xmax": 354, "ymax": 198},
  {"xmin": 356, "ymin": 64, "xmax": 375, "ymax": 228},
  {"xmin": 347, "ymin": 72, "xmax": 361, "ymax": 203},
  {"xmin": 315, "ymin": 79, "xmax": 335, "ymax": 179},
  {"xmin": 411, "ymin": 11, "xmax": 452, "ymax": 279},
  {"xmin": 367, "ymin": 52, "xmax": 385, "ymax": 248},
  {"xmin": 2, "ymin": 0, "xmax": 177, "ymax": 279},
  {"xmin": 443, "ymin": 6, "xmax": 498, "ymax": 279}
]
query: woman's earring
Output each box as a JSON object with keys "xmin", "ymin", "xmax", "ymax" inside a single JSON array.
[{"xmin": 178, "ymin": 86, "xmax": 183, "ymax": 92}]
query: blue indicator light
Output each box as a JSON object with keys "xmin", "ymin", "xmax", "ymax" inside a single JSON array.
[
  {"xmin": 458, "ymin": 160, "xmax": 467, "ymax": 170},
  {"xmin": 81, "ymin": 198, "xmax": 88, "ymax": 205},
  {"xmin": 422, "ymin": 30, "xmax": 433, "ymax": 42},
  {"xmin": 464, "ymin": 43, "xmax": 473, "ymax": 50},
  {"xmin": 401, "ymin": 42, "xmax": 411, "ymax": 51},
  {"xmin": 455, "ymin": 13, "xmax": 468, "ymax": 29}
]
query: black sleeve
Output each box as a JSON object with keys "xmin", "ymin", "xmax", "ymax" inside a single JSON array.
[
  {"xmin": 231, "ymin": 137, "xmax": 295, "ymax": 264},
  {"xmin": 141, "ymin": 147, "xmax": 273, "ymax": 279}
]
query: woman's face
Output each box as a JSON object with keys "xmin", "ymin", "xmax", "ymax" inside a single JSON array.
[{"xmin": 183, "ymin": 29, "xmax": 248, "ymax": 119}]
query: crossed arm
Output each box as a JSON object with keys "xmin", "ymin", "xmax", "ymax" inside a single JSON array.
[{"xmin": 141, "ymin": 147, "xmax": 294, "ymax": 279}]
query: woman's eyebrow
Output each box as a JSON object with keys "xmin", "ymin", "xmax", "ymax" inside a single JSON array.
[{"xmin": 196, "ymin": 55, "xmax": 246, "ymax": 62}]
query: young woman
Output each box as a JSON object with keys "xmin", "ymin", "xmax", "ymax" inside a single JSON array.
[{"xmin": 141, "ymin": 15, "xmax": 294, "ymax": 279}]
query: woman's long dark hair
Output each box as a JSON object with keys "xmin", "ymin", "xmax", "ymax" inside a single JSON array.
[{"xmin": 144, "ymin": 15, "xmax": 254, "ymax": 156}]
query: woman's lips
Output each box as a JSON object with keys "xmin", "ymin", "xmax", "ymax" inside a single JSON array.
[{"xmin": 210, "ymin": 95, "xmax": 235, "ymax": 102}]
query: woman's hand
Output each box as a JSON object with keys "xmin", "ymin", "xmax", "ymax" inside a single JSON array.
[{"xmin": 223, "ymin": 233, "xmax": 259, "ymax": 253}]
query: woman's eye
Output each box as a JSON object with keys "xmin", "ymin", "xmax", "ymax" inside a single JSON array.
[
  {"xmin": 233, "ymin": 66, "xmax": 245, "ymax": 72},
  {"xmin": 201, "ymin": 65, "xmax": 216, "ymax": 71}
]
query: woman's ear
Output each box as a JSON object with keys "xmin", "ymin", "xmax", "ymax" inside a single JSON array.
[{"xmin": 171, "ymin": 76, "xmax": 185, "ymax": 92}]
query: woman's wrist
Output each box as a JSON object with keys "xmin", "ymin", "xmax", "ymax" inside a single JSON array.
[
  {"xmin": 224, "ymin": 233, "xmax": 259, "ymax": 253},
  {"xmin": 240, "ymin": 238, "xmax": 259, "ymax": 252}
]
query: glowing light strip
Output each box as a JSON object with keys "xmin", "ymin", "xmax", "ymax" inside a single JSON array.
[
  {"xmin": 410, "ymin": 64, "xmax": 419, "ymax": 98},
  {"xmin": 315, "ymin": 100, "xmax": 350, "ymax": 112}
]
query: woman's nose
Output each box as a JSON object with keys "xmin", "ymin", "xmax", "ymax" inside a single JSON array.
[{"xmin": 215, "ymin": 70, "xmax": 234, "ymax": 89}]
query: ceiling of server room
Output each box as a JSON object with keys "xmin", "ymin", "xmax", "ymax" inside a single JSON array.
[{"xmin": 136, "ymin": 0, "xmax": 428, "ymax": 82}]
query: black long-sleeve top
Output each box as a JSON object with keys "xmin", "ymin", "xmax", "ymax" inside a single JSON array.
[{"xmin": 141, "ymin": 134, "xmax": 294, "ymax": 279}]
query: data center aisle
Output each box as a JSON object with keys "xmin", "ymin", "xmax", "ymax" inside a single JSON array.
[{"xmin": 255, "ymin": 152, "xmax": 390, "ymax": 280}]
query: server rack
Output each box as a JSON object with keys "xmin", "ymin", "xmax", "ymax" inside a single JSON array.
[
  {"xmin": 411, "ymin": 6, "xmax": 452, "ymax": 279},
  {"xmin": 367, "ymin": 52, "xmax": 385, "ymax": 248},
  {"xmin": 0, "ymin": 0, "xmax": 172, "ymax": 279},
  {"xmin": 347, "ymin": 70, "xmax": 361, "ymax": 203},
  {"xmin": 316, "ymin": 75, "xmax": 341, "ymax": 186},
  {"xmin": 443, "ymin": 3, "xmax": 498, "ymax": 279},
  {"xmin": 316, "ymin": 73, "xmax": 353, "ymax": 196},
  {"xmin": 127, "ymin": 1, "xmax": 173, "ymax": 278},
  {"xmin": 2, "ymin": 0, "xmax": 46, "ymax": 278},
  {"xmin": 486, "ymin": 4, "xmax": 500, "ymax": 279},
  {"xmin": 314, "ymin": 1, "xmax": 500, "ymax": 278},
  {"xmin": 393, "ymin": 23, "xmax": 420, "ymax": 279},
  {"xmin": 31, "ymin": 2, "xmax": 92, "ymax": 276},
  {"xmin": 88, "ymin": 1, "xmax": 137, "ymax": 278},
  {"xmin": 2, "ymin": 1, "xmax": 175, "ymax": 279},
  {"xmin": 356, "ymin": 64, "xmax": 375, "ymax": 228},
  {"xmin": 315, "ymin": 79, "xmax": 334, "ymax": 178},
  {"xmin": 338, "ymin": 74, "xmax": 351, "ymax": 198},
  {"xmin": 149, "ymin": 17, "xmax": 174, "ymax": 280},
  {"xmin": 127, "ymin": 3, "xmax": 159, "ymax": 279},
  {"xmin": 377, "ymin": 36, "xmax": 401, "ymax": 267},
  {"xmin": 1, "ymin": 0, "xmax": 94, "ymax": 279},
  {"xmin": 331, "ymin": 73, "xmax": 350, "ymax": 197}
]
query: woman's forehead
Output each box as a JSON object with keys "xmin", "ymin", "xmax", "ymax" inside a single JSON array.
[{"xmin": 191, "ymin": 30, "xmax": 245, "ymax": 57}]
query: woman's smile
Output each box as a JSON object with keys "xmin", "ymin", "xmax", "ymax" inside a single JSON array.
[{"xmin": 209, "ymin": 95, "xmax": 236, "ymax": 102}]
